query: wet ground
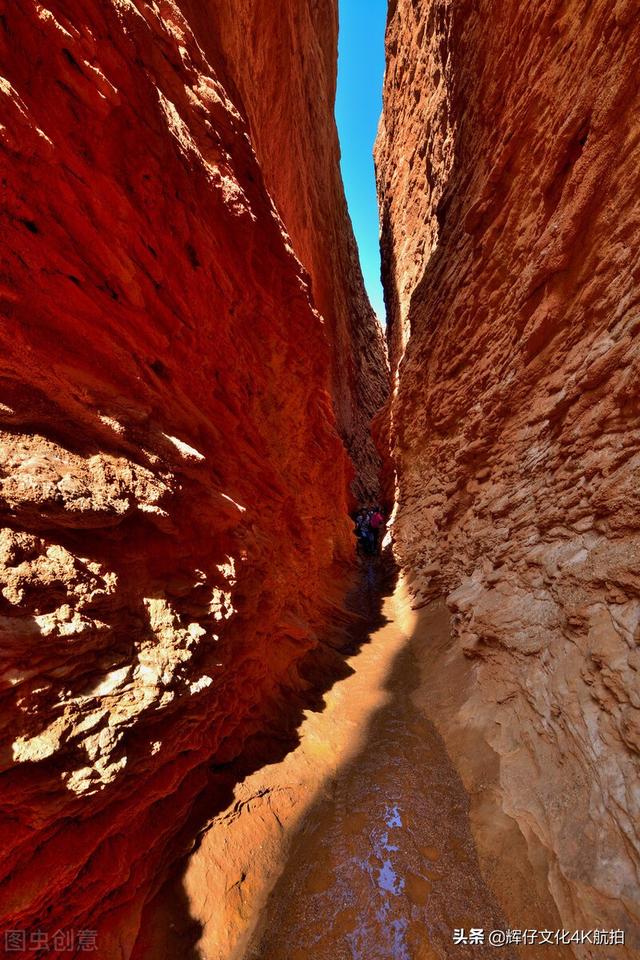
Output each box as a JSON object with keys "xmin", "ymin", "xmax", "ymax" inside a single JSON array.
[{"xmin": 246, "ymin": 561, "xmax": 516, "ymax": 960}]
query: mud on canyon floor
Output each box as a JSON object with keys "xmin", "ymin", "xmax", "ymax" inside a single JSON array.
[{"xmin": 138, "ymin": 559, "xmax": 518, "ymax": 960}]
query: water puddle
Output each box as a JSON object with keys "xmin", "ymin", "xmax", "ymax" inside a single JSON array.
[
  {"xmin": 140, "ymin": 567, "xmax": 517, "ymax": 960},
  {"xmin": 246, "ymin": 621, "xmax": 516, "ymax": 960}
]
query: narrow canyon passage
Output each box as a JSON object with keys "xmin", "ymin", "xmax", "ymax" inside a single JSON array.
[
  {"xmin": 140, "ymin": 562, "xmax": 519, "ymax": 960},
  {"xmin": 247, "ymin": 567, "xmax": 515, "ymax": 960},
  {"xmin": 3, "ymin": 1, "xmax": 640, "ymax": 956}
]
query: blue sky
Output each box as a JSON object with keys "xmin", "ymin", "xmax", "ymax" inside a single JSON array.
[{"xmin": 335, "ymin": 0, "xmax": 387, "ymax": 323}]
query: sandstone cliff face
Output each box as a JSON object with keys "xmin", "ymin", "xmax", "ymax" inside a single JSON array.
[
  {"xmin": 377, "ymin": 0, "xmax": 640, "ymax": 950},
  {"xmin": 0, "ymin": 0, "xmax": 373, "ymax": 953},
  {"xmin": 180, "ymin": 0, "xmax": 389, "ymax": 499}
]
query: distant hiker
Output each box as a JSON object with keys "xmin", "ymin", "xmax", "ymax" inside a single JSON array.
[
  {"xmin": 353, "ymin": 509, "xmax": 370, "ymax": 556},
  {"xmin": 369, "ymin": 506, "xmax": 385, "ymax": 554},
  {"xmin": 353, "ymin": 510, "xmax": 367, "ymax": 554}
]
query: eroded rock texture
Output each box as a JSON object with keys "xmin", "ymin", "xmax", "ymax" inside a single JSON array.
[
  {"xmin": 180, "ymin": 0, "xmax": 389, "ymax": 499},
  {"xmin": 0, "ymin": 0, "xmax": 380, "ymax": 953},
  {"xmin": 377, "ymin": 0, "xmax": 640, "ymax": 950}
]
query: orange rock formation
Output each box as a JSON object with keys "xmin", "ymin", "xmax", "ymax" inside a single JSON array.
[
  {"xmin": 179, "ymin": 0, "xmax": 389, "ymax": 497},
  {"xmin": 4, "ymin": 0, "xmax": 639, "ymax": 955},
  {"xmin": 376, "ymin": 0, "xmax": 640, "ymax": 949},
  {"xmin": 0, "ymin": 0, "xmax": 384, "ymax": 954}
]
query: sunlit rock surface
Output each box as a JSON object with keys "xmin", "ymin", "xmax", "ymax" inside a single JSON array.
[
  {"xmin": 0, "ymin": 0, "xmax": 382, "ymax": 952},
  {"xmin": 179, "ymin": 0, "xmax": 389, "ymax": 499},
  {"xmin": 376, "ymin": 0, "xmax": 640, "ymax": 949}
]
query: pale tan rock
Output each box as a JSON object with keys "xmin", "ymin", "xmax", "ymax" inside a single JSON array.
[{"xmin": 376, "ymin": 0, "xmax": 640, "ymax": 952}]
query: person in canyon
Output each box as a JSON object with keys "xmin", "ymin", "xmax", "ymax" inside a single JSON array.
[
  {"xmin": 353, "ymin": 504, "xmax": 385, "ymax": 555},
  {"xmin": 369, "ymin": 505, "xmax": 386, "ymax": 554},
  {"xmin": 353, "ymin": 507, "xmax": 373, "ymax": 555}
]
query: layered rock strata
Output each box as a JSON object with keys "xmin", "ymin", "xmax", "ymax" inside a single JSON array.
[
  {"xmin": 377, "ymin": 0, "xmax": 640, "ymax": 951},
  {"xmin": 0, "ymin": 0, "xmax": 380, "ymax": 953}
]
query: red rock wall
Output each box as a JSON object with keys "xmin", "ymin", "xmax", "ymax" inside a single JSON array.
[
  {"xmin": 0, "ymin": 0, "xmax": 375, "ymax": 954},
  {"xmin": 377, "ymin": 0, "xmax": 640, "ymax": 949},
  {"xmin": 180, "ymin": 0, "xmax": 389, "ymax": 500}
]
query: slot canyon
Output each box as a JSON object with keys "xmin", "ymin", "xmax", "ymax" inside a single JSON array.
[{"xmin": 1, "ymin": 1, "xmax": 639, "ymax": 958}]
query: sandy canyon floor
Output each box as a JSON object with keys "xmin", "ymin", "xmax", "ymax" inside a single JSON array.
[{"xmin": 137, "ymin": 561, "xmax": 539, "ymax": 960}]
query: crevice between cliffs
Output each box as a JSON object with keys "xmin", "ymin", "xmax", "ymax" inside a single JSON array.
[{"xmin": 2, "ymin": 1, "xmax": 639, "ymax": 958}]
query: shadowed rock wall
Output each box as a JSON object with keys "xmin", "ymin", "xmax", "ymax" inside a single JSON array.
[
  {"xmin": 376, "ymin": 0, "xmax": 640, "ymax": 950},
  {"xmin": 0, "ymin": 0, "xmax": 381, "ymax": 953}
]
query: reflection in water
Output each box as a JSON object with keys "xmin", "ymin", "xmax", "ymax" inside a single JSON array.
[{"xmin": 248, "ymin": 610, "xmax": 516, "ymax": 960}]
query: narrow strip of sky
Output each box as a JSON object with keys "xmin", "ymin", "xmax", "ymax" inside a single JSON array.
[{"xmin": 335, "ymin": 0, "xmax": 387, "ymax": 324}]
